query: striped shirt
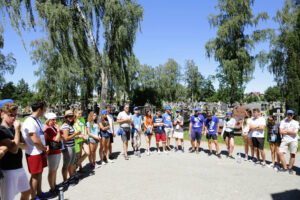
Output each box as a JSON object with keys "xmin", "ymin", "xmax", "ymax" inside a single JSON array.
[{"xmin": 61, "ymin": 123, "xmax": 75, "ymax": 147}]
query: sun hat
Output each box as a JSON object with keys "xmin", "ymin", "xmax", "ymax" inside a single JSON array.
[
  {"xmin": 45, "ymin": 113, "xmax": 57, "ymax": 122},
  {"xmin": 64, "ymin": 110, "xmax": 74, "ymax": 117}
]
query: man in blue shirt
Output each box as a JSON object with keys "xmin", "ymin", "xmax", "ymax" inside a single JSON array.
[
  {"xmin": 162, "ymin": 106, "xmax": 173, "ymax": 151},
  {"xmin": 153, "ymin": 109, "xmax": 167, "ymax": 154},
  {"xmin": 132, "ymin": 107, "xmax": 142, "ymax": 157},
  {"xmin": 189, "ymin": 107, "xmax": 205, "ymax": 154},
  {"xmin": 205, "ymin": 112, "xmax": 221, "ymax": 158}
]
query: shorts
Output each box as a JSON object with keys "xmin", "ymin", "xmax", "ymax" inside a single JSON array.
[
  {"xmin": 89, "ymin": 138, "xmax": 99, "ymax": 143},
  {"xmin": 62, "ymin": 146, "xmax": 76, "ymax": 168},
  {"xmin": 25, "ymin": 153, "xmax": 47, "ymax": 174},
  {"xmin": 110, "ymin": 133, "xmax": 114, "ymax": 143},
  {"xmin": 0, "ymin": 168, "xmax": 30, "ymax": 200},
  {"xmin": 100, "ymin": 131, "xmax": 110, "ymax": 139},
  {"xmin": 252, "ymin": 137, "xmax": 265, "ymax": 150},
  {"xmin": 47, "ymin": 154, "xmax": 61, "ymax": 170},
  {"xmin": 174, "ymin": 131, "xmax": 184, "ymax": 139},
  {"xmin": 155, "ymin": 133, "xmax": 166, "ymax": 143},
  {"xmin": 223, "ymin": 131, "xmax": 234, "ymax": 140},
  {"xmin": 78, "ymin": 139, "xmax": 89, "ymax": 146},
  {"xmin": 206, "ymin": 134, "xmax": 218, "ymax": 140},
  {"xmin": 131, "ymin": 132, "xmax": 141, "ymax": 148},
  {"xmin": 164, "ymin": 128, "xmax": 173, "ymax": 138},
  {"xmin": 279, "ymin": 140, "xmax": 298, "ymax": 154},
  {"xmin": 191, "ymin": 130, "xmax": 202, "ymax": 141},
  {"xmin": 121, "ymin": 127, "xmax": 131, "ymax": 142}
]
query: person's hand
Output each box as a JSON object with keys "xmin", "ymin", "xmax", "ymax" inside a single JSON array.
[
  {"xmin": 54, "ymin": 125, "xmax": 60, "ymax": 132},
  {"xmin": 189, "ymin": 131, "xmax": 191, "ymax": 136},
  {"xmin": 216, "ymin": 133, "xmax": 219, "ymax": 137},
  {"xmin": 14, "ymin": 120, "xmax": 21, "ymax": 132},
  {"xmin": 202, "ymin": 131, "xmax": 205, "ymax": 135},
  {"xmin": 45, "ymin": 146, "xmax": 50, "ymax": 154},
  {"xmin": 83, "ymin": 135, "xmax": 88, "ymax": 140},
  {"xmin": 113, "ymin": 133, "xmax": 116, "ymax": 137},
  {"xmin": 98, "ymin": 136, "xmax": 102, "ymax": 140},
  {"xmin": 78, "ymin": 135, "xmax": 84, "ymax": 139},
  {"xmin": 75, "ymin": 131, "xmax": 81, "ymax": 136}
]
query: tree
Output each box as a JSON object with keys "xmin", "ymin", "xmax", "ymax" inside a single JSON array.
[
  {"xmin": 264, "ymin": 86, "xmax": 284, "ymax": 102},
  {"xmin": 15, "ymin": 79, "xmax": 34, "ymax": 107},
  {"xmin": 0, "ymin": 82, "xmax": 16, "ymax": 100},
  {"xmin": 201, "ymin": 77, "xmax": 216, "ymax": 101},
  {"xmin": 205, "ymin": 0, "xmax": 270, "ymax": 105}
]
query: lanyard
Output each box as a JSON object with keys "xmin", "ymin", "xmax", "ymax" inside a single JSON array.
[
  {"xmin": 2, "ymin": 125, "xmax": 15, "ymax": 138},
  {"xmin": 31, "ymin": 115, "xmax": 44, "ymax": 135}
]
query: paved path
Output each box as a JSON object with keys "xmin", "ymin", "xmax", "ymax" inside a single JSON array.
[{"xmin": 18, "ymin": 135, "xmax": 300, "ymax": 200}]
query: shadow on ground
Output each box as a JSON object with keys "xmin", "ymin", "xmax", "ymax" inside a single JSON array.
[{"xmin": 271, "ymin": 189, "xmax": 300, "ymax": 200}]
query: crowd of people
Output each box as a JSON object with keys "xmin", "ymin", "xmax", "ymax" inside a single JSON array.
[{"xmin": 0, "ymin": 99, "xmax": 299, "ymax": 200}]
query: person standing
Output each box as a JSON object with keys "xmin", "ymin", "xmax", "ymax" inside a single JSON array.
[
  {"xmin": 242, "ymin": 109, "xmax": 253, "ymax": 161},
  {"xmin": 249, "ymin": 108, "xmax": 266, "ymax": 166},
  {"xmin": 143, "ymin": 110, "xmax": 153, "ymax": 156},
  {"xmin": 222, "ymin": 112, "xmax": 236, "ymax": 159},
  {"xmin": 22, "ymin": 100, "xmax": 52, "ymax": 200},
  {"xmin": 44, "ymin": 113, "xmax": 62, "ymax": 197},
  {"xmin": 173, "ymin": 109, "xmax": 184, "ymax": 153},
  {"xmin": 204, "ymin": 112, "xmax": 221, "ymax": 158},
  {"xmin": 117, "ymin": 105, "xmax": 132, "ymax": 160},
  {"xmin": 98, "ymin": 110, "xmax": 113, "ymax": 164},
  {"xmin": 131, "ymin": 107, "xmax": 142, "ymax": 157},
  {"xmin": 86, "ymin": 111, "xmax": 100, "ymax": 168},
  {"xmin": 61, "ymin": 110, "xmax": 81, "ymax": 188},
  {"xmin": 189, "ymin": 108, "xmax": 205, "ymax": 154},
  {"xmin": 153, "ymin": 109, "xmax": 167, "ymax": 154},
  {"xmin": 278, "ymin": 110, "xmax": 299, "ymax": 174},
  {"xmin": 106, "ymin": 105, "xmax": 116, "ymax": 160},
  {"xmin": 0, "ymin": 102, "xmax": 31, "ymax": 200},
  {"xmin": 266, "ymin": 116, "xmax": 281, "ymax": 170},
  {"xmin": 162, "ymin": 107, "xmax": 173, "ymax": 151}
]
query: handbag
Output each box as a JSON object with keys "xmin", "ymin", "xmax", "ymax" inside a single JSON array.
[
  {"xmin": 117, "ymin": 127, "xmax": 123, "ymax": 136},
  {"xmin": 49, "ymin": 140, "xmax": 62, "ymax": 150}
]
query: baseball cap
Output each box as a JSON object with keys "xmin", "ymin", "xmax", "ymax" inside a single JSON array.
[
  {"xmin": 165, "ymin": 106, "xmax": 172, "ymax": 110},
  {"xmin": 176, "ymin": 109, "xmax": 181, "ymax": 113},
  {"xmin": 194, "ymin": 107, "xmax": 201, "ymax": 111},
  {"xmin": 286, "ymin": 110, "xmax": 294, "ymax": 115},
  {"xmin": 133, "ymin": 107, "xmax": 139, "ymax": 111},
  {"xmin": 101, "ymin": 110, "xmax": 107, "ymax": 115},
  {"xmin": 0, "ymin": 99, "xmax": 14, "ymax": 109},
  {"xmin": 226, "ymin": 112, "xmax": 232, "ymax": 116}
]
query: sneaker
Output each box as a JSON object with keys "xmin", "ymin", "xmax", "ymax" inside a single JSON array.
[
  {"xmin": 273, "ymin": 165, "xmax": 280, "ymax": 172},
  {"xmin": 34, "ymin": 197, "xmax": 42, "ymax": 200},
  {"xmin": 267, "ymin": 163, "xmax": 274, "ymax": 168},
  {"xmin": 134, "ymin": 151, "xmax": 138, "ymax": 156},
  {"xmin": 244, "ymin": 155, "xmax": 248, "ymax": 161},
  {"xmin": 189, "ymin": 149, "xmax": 195, "ymax": 153},
  {"xmin": 101, "ymin": 160, "xmax": 106, "ymax": 165},
  {"xmin": 157, "ymin": 150, "xmax": 161, "ymax": 154},
  {"xmin": 68, "ymin": 178, "xmax": 77, "ymax": 187},
  {"xmin": 94, "ymin": 163, "xmax": 101, "ymax": 169},
  {"xmin": 261, "ymin": 162, "xmax": 266, "ymax": 167},
  {"xmin": 255, "ymin": 161, "xmax": 261, "ymax": 165},
  {"xmin": 181, "ymin": 149, "xmax": 184, "ymax": 153},
  {"xmin": 107, "ymin": 159, "xmax": 114, "ymax": 163},
  {"xmin": 164, "ymin": 151, "xmax": 168, "ymax": 155},
  {"xmin": 208, "ymin": 152, "xmax": 212, "ymax": 156},
  {"xmin": 175, "ymin": 147, "xmax": 178, "ymax": 152},
  {"xmin": 279, "ymin": 168, "xmax": 288, "ymax": 173},
  {"xmin": 166, "ymin": 146, "xmax": 170, "ymax": 151},
  {"xmin": 228, "ymin": 155, "xmax": 235, "ymax": 159},
  {"xmin": 137, "ymin": 151, "xmax": 141, "ymax": 158},
  {"xmin": 38, "ymin": 192, "xmax": 54, "ymax": 199},
  {"xmin": 124, "ymin": 155, "xmax": 129, "ymax": 160},
  {"xmin": 288, "ymin": 169, "xmax": 294, "ymax": 175},
  {"xmin": 146, "ymin": 151, "xmax": 150, "ymax": 156},
  {"xmin": 61, "ymin": 181, "xmax": 69, "ymax": 192},
  {"xmin": 251, "ymin": 158, "xmax": 256, "ymax": 163},
  {"xmin": 48, "ymin": 188, "xmax": 58, "ymax": 198},
  {"xmin": 217, "ymin": 153, "xmax": 221, "ymax": 159}
]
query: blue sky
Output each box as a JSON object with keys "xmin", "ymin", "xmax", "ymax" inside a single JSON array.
[{"xmin": 2, "ymin": 0, "xmax": 285, "ymax": 93}]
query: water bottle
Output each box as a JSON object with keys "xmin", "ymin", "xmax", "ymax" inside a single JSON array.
[
  {"xmin": 237, "ymin": 153, "xmax": 241, "ymax": 164},
  {"xmin": 59, "ymin": 187, "xmax": 64, "ymax": 200}
]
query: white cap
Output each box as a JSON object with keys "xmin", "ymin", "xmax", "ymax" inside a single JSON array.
[{"xmin": 45, "ymin": 113, "xmax": 57, "ymax": 122}]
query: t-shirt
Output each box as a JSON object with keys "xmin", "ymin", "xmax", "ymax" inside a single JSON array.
[
  {"xmin": 162, "ymin": 113, "xmax": 173, "ymax": 128},
  {"xmin": 190, "ymin": 114, "xmax": 205, "ymax": 131},
  {"xmin": 144, "ymin": 116, "xmax": 153, "ymax": 133},
  {"xmin": 174, "ymin": 115, "xmax": 184, "ymax": 132},
  {"xmin": 0, "ymin": 126, "xmax": 23, "ymax": 170},
  {"xmin": 249, "ymin": 117, "xmax": 266, "ymax": 138},
  {"xmin": 243, "ymin": 118, "xmax": 251, "ymax": 133},
  {"xmin": 205, "ymin": 116, "xmax": 219, "ymax": 135},
  {"xmin": 21, "ymin": 115, "xmax": 46, "ymax": 155},
  {"xmin": 153, "ymin": 115, "xmax": 164, "ymax": 134},
  {"xmin": 74, "ymin": 119, "xmax": 86, "ymax": 135},
  {"xmin": 107, "ymin": 114, "xmax": 114, "ymax": 134},
  {"xmin": 87, "ymin": 122, "xmax": 99, "ymax": 139},
  {"xmin": 224, "ymin": 118, "xmax": 236, "ymax": 132},
  {"xmin": 268, "ymin": 123, "xmax": 280, "ymax": 141},
  {"xmin": 44, "ymin": 125, "xmax": 62, "ymax": 155},
  {"xmin": 117, "ymin": 111, "xmax": 132, "ymax": 128},
  {"xmin": 280, "ymin": 118, "xmax": 299, "ymax": 142},
  {"xmin": 60, "ymin": 123, "xmax": 76, "ymax": 147},
  {"xmin": 132, "ymin": 115, "xmax": 142, "ymax": 133}
]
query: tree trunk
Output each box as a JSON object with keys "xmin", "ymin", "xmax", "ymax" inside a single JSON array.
[
  {"xmin": 100, "ymin": 67, "xmax": 108, "ymax": 110},
  {"xmin": 230, "ymin": 84, "xmax": 235, "ymax": 106}
]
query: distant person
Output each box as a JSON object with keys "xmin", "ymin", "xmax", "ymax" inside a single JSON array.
[
  {"xmin": 0, "ymin": 102, "xmax": 31, "ymax": 200},
  {"xmin": 44, "ymin": 113, "xmax": 62, "ymax": 197},
  {"xmin": 189, "ymin": 108, "xmax": 205, "ymax": 154},
  {"xmin": 266, "ymin": 116, "xmax": 281, "ymax": 170},
  {"xmin": 173, "ymin": 109, "xmax": 184, "ymax": 152},
  {"xmin": 278, "ymin": 110, "xmax": 299, "ymax": 174},
  {"xmin": 153, "ymin": 109, "xmax": 167, "ymax": 154},
  {"xmin": 74, "ymin": 109, "xmax": 90, "ymax": 172},
  {"xmin": 99, "ymin": 110, "xmax": 113, "ymax": 164},
  {"xmin": 242, "ymin": 109, "xmax": 253, "ymax": 161},
  {"xmin": 131, "ymin": 107, "xmax": 142, "ymax": 157},
  {"xmin": 204, "ymin": 112, "xmax": 221, "ymax": 158},
  {"xmin": 117, "ymin": 105, "xmax": 133, "ymax": 160},
  {"xmin": 61, "ymin": 110, "xmax": 81, "ymax": 189},
  {"xmin": 143, "ymin": 110, "xmax": 153, "ymax": 156},
  {"xmin": 162, "ymin": 106, "xmax": 173, "ymax": 151},
  {"xmin": 249, "ymin": 108, "xmax": 266, "ymax": 166},
  {"xmin": 106, "ymin": 105, "xmax": 116, "ymax": 159},
  {"xmin": 22, "ymin": 100, "xmax": 53, "ymax": 200},
  {"xmin": 87, "ymin": 111, "xmax": 100, "ymax": 168},
  {"xmin": 222, "ymin": 112, "xmax": 236, "ymax": 159}
]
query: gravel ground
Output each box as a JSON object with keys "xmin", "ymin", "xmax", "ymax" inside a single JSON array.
[{"xmin": 16, "ymin": 133, "xmax": 300, "ymax": 200}]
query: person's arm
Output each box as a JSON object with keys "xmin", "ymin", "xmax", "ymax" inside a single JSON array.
[
  {"xmin": 280, "ymin": 127, "xmax": 298, "ymax": 135},
  {"xmin": 202, "ymin": 122, "xmax": 205, "ymax": 134},
  {"xmin": 0, "ymin": 138, "xmax": 18, "ymax": 154},
  {"xmin": 241, "ymin": 119, "xmax": 245, "ymax": 130},
  {"xmin": 18, "ymin": 133, "xmax": 28, "ymax": 150},
  {"xmin": 53, "ymin": 126, "xmax": 61, "ymax": 142},
  {"xmin": 0, "ymin": 145, "xmax": 8, "ymax": 159},
  {"xmin": 29, "ymin": 132, "xmax": 47, "ymax": 152},
  {"xmin": 179, "ymin": 117, "xmax": 184, "ymax": 126},
  {"xmin": 99, "ymin": 122, "xmax": 110, "ymax": 131},
  {"xmin": 62, "ymin": 129, "xmax": 80, "ymax": 141},
  {"xmin": 189, "ymin": 122, "xmax": 192, "ymax": 135},
  {"xmin": 216, "ymin": 123, "xmax": 220, "ymax": 136}
]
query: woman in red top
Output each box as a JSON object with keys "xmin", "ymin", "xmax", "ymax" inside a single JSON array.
[{"xmin": 44, "ymin": 113, "xmax": 62, "ymax": 196}]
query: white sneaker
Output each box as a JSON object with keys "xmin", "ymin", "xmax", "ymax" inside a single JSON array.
[
  {"xmin": 274, "ymin": 165, "xmax": 280, "ymax": 172},
  {"xmin": 163, "ymin": 151, "xmax": 168, "ymax": 155},
  {"xmin": 261, "ymin": 162, "xmax": 266, "ymax": 167},
  {"xmin": 101, "ymin": 160, "xmax": 106, "ymax": 165},
  {"xmin": 267, "ymin": 163, "xmax": 274, "ymax": 168},
  {"xmin": 107, "ymin": 159, "xmax": 114, "ymax": 163},
  {"xmin": 244, "ymin": 155, "xmax": 248, "ymax": 161},
  {"xmin": 147, "ymin": 151, "xmax": 150, "ymax": 156},
  {"xmin": 157, "ymin": 150, "xmax": 161, "ymax": 154}
]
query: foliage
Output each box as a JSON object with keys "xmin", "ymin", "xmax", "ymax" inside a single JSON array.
[{"xmin": 264, "ymin": 86, "xmax": 284, "ymax": 102}]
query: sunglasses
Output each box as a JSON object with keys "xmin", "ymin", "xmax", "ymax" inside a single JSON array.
[{"xmin": 8, "ymin": 113, "xmax": 17, "ymax": 118}]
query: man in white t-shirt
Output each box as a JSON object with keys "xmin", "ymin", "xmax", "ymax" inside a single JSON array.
[
  {"xmin": 278, "ymin": 110, "xmax": 299, "ymax": 174},
  {"xmin": 22, "ymin": 100, "xmax": 52, "ymax": 199},
  {"xmin": 106, "ymin": 105, "xmax": 116, "ymax": 159},
  {"xmin": 117, "ymin": 104, "xmax": 133, "ymax": 160},
  {"xmin": 249, "ymin": 108, "xmax": 266, "ymax": 166}
]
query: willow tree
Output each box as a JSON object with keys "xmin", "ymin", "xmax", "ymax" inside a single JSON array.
[
  {"xmin": 205, "ymin": 0, "xmax": 270, "ymax": 105},
  {"xmin": 35, "ymin": 0, "xmax": 143, "ymax": 109}
]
